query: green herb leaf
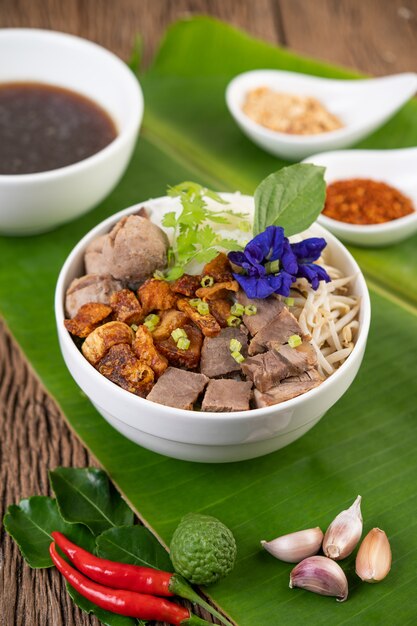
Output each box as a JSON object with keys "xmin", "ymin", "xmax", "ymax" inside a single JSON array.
[
  {"xmin": 162, "ymin": 181, "xmax": 250, "ymax": 278},
  {"xmin": 165, "ymin": 266, "xmax": 184, "ymax": 281},
  {"xmin": 96, "ymin": 525, "xmax": 173, "ymax": 572},
  {"xmin": 67, "ymin": 585, "xmax": 138, "ymax": 626},
  {"xmin": 3, "ymin": 496, "xmax": 95, "ymax": 568},
  {"xmin": 161, "ymin": 211, "xmax": 177, "ymax": 228},
  {"xmin": 254, "ymin": 164, "xmax": 326, "ymax": 236},
  {"xmin": 49, "ymin": 468, "xmax": 133, "ymax": 535}
]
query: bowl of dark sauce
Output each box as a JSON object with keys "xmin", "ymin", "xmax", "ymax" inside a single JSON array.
[{"xmin": 0, "ymin": 29, "xmax": 143, "ymax": 235}]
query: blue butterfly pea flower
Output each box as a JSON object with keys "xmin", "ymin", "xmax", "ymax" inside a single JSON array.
[{"xmin": 291, "ymin": 237, "xmax": 331, "ymax": 290}]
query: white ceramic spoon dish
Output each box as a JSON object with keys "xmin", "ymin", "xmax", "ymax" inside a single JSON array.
[
  {"xmin": 303, "ymin": 147, "xmax": 417, "ymax": 246},
  {"xmin": 226, "ymin": 70, "xmax": 417, "ymax": 160}
]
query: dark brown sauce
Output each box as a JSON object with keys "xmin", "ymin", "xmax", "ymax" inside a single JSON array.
[{"xmin": 0, "ymin": 82, "xmax": 117, "ymax": 175}]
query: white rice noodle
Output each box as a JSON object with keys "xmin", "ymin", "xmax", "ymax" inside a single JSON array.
[{"xmin": 288, "ymin": 259, "xmax": 360, "ymax": 378}]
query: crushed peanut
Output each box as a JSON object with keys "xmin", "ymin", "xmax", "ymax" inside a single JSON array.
[{"xmin": 242, "ymin": 87, "xmax": 343, "ymax": 135}]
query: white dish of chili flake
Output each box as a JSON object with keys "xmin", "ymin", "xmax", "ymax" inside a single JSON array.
[{"xmin": 304, "ymin": 147, "xmax": 417, "ymax": 246}]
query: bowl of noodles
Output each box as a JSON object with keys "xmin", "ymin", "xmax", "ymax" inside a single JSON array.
[{"xmin": 56, "ymin": 193, "xmax": 371, "ymax": 463}]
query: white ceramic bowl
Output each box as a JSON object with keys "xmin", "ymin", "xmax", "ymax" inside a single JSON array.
[
  {"xmin": 55, "ymin": 194, "xmax": 371, "ymax": 463},
  {"xmin": 304, "ymin": 147, "xmax": 417, "ymax": 246},
  {"xmin": 0, "ymin": 29, "xmax": 143, "ymax": 235},
  {"xmin": 226, "ymin": 70, "xmax": 417, "ymax": 160}
]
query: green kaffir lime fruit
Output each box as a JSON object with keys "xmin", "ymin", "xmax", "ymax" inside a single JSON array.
[{"xmin": 170, "ymin": 513, "xmax": 237, "ymax": 585}]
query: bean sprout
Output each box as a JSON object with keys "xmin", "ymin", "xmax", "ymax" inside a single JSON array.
[{"xmin": 286, "ymin": 258, "xmax": 360, "ymax": 378}]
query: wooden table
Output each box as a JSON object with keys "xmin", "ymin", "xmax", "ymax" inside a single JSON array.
[{"xmin": 1, "ymin": 1, "xmax": 417, "ymax": 624}]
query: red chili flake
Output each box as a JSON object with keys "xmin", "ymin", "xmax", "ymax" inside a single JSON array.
[{"xmin": 323, "ymin": 178, "xmax": 415, "ymax": 225}]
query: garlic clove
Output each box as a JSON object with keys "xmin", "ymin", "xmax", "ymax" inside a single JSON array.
[
  {"xmin": 355, "ymin": 528, "xmax": 392, "ymax": 583},
  {"xmin": 290, "ymin": 555, "xmax": 348, "ymax": 602},
  {"xmin": 323, "ymin": 495, "xmax": 363, "ymax": 560},
  {"xmin": 261, "ymin": 527, "xmax": 323, "ymax": 563}
]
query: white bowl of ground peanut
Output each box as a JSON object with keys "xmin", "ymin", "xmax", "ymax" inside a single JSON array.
[{"xmin": 226, "ymin": 70, "xmax": 417, "ymax": 160}]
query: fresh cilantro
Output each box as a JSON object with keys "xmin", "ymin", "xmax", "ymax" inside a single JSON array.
[{"xmin": 162, "ymin": 182, "xmax": 250, "ymax": 279}]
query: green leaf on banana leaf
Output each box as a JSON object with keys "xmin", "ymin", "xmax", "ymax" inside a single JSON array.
[
  {"xmin": 3, "ymin": 496, "xmax": 95, "ymax": 568},
  {"xmin": 253, "ymin": 164, "xmax": 326, "ymax": 235},
  {"xmin": 96, "ymin": 525, "xmax": 173, "ymax": 571},
  {"xmin": 49, "ymin": 467, "xmax": 133, "ymax": 535}
]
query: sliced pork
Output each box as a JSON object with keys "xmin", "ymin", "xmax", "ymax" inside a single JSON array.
[
  {"xmin": 248, "ymin": 307, "xmax": 304, "ymax": 355},
  {"xmin": 237, "ymin": 291, "xmax": 284, "ymax": 336},
  {"xmin": 202, "ymin": 379, "xmax": 253, "ymax": 412},
  {"xmin": 242, "ymin": 343, "xmax": 318, "ymax": 392},
  {"xmin": 65, "ymin": 274, "xmax": 123, "ymax": 318},
  {"xmin": 146, "ymin": 367, "xmax": 208, "ymax": 410},
  {"xmin": 254, "ymin": 369, "xmax": 322, "ymax": 407},
  {"xmin": 200, "ymin": 326, "xmax": 248, "ymax": 378}
]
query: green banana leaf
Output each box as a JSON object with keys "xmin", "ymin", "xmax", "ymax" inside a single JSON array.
[{"xmin": 1, "ymin": 16, "xmax": 417, "ymax": 625}]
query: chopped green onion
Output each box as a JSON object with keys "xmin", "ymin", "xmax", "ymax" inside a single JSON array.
[
  {"xmin": 230, "ymin": 303, "xmax": 245, "ymax": 317},
  {"xmin": 171, "ymin": 327, "xmax": 187, "ymax": 342},
  {"xmin": 130, "ymin": 324, "xmax": 138, "ymax": 332},
  {"xmin": 284, "ymin": 297, "xmax": 295, "ymax": 307},
  {"xmin": 189, "ymin": 298, "xmax": 201, "ymax": 308},
  {"xmin": 244, "ymin": 305, "xmax": 257, "ymax": 316},
  {"xmin": 227, "ymin": 315, "xmax": 241, "ymax": 327},
  {"xmin": 197, "ymin": 301, "xmax": 210, "ymax": 315},
  {"xmin": 201, "ymin": 275, "xmax": 214, "ymax": 287},
  {"xmin": 229, "ymin": 338, "xmax": 242, "ymax": 353},
  {"xmin": 177, "ymin": 337, "xmax": 190, "ymax": 351},
  {"xmin": 153, "ymin": 270, "xmax": 165, "ymax": 280},
  {"xmin": 265, "ymin": 260, "xmax": 280, "ymax": 274},
  {"xmin": 288, "ymin": 334, "xmax": 302, "ymax": 348},
  {"xmin": 231, "ymin": 350, "xmax": 245, "ymax": 364},
  {"xmin": 144, "ymin": 314, "xmax": 160, "ymax": 331}
]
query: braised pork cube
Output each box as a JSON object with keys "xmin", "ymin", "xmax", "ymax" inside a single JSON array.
[
  {"xmin": 200, "ymin": 326, "xmax": 248, "ymax": 378},
  {"xmin": 110, "ymin": 289, "xmax": 143, "ymax": 325},
  {"xmin": 64, "ymin": 302, "xmax": 112, "ymax": 338},
  {"xmin": 195, "ymin": 280, "xmax": 239, "ymax": 301},
  {"xmin": 151, "ymin": 309, "xmax": 189, "ymax": 341},
  {"xmin": 203, "ymin": 253, "xmax": 234, "ymax": 283},
  {"xmin": 248, "ymin": 307, "xmax": 304, "ymax": 355},
  {"xmin": 97, "ymin": 343, "xmax": 154, "ymax": 397},
  {"xmin": 202, "ymin": 379, "xmax": 252, "ymax": 412},
  {"xmin": 133, "ymin": 325, "xmax": 168, "ymax": 377},
  {"xmin": 171, "ymin": 274, "xmax": 201, "ymax": 297},
  {"xmin": 237, "ymin": 291, "xmax": 284, "ymax": 336},
  {"xmin": 155, "ymin": 323, "xmax": 203, "ymax": 369},
  {"xmin": 101, "ymin": 215, "xmax": 169, "ymax": 285},
  {"xmin": 242, "ymin": 343, "xmax": 316, "ymax": 393},
  {"xmin": 209, "ymin": 298, "xmax": 232, "ymax": 328},
  {"xmin": 65, "ymin": 273, "xmax": 122, "ymax": 318},
  {"xmin": 137, "ymin": 279, "xmax": 178, "ymax": 315},
  {"xmin": 146, "ymin": 367, "xmax": 209, "ymax": 410},
  {"xmin": 177, "ymin": 298, "xmax": 221, "ymax": 337},
  {"xmin": 82, "ymin": 321, "xmax": 134, "ymax": 365},
  {"xmin": 254, "ymin": 369, "xmax": 322, "ymax": 407}
]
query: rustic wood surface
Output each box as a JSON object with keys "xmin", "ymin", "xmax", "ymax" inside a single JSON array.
[{"xmin": 1, "ymin": 1, "xmax": 417, "ymax": 625}]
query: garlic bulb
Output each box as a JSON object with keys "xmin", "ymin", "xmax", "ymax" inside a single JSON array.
[
  {"xmin": 290, "ymin": 555, "xmax": 348, "ymax": 602},
  {"xmin": 323, "ymin": 495, "xmax": 362, "ymax": 560},
  {"xmin": 261, "ymin": 527, "xmax": 323, "ymax": 563},
  {"xmin": 356, "ymin": 528, "xmax": 392, "ymax": 582}
]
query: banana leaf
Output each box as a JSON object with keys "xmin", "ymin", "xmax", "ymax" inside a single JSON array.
[{"xmin": 1, "ymin": 17, "xmax": 417, "ymax": 625}]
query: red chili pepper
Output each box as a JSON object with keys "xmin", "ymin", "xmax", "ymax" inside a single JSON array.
[
  {"xmin": 50, "ymin": 542, "xmax": 209, "ymax": 626},
  {"xmin": 52, "ymin": 531, "xmax": 172, "ymax": 596},
  {"xmin": 51, "ymin": 531, "xmax": 233, "ymax": 626}
]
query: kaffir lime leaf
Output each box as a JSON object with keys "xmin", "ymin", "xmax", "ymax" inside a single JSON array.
[{"xmin": 170, "ymin": 513, "xmax": 237, "ymax": 585}]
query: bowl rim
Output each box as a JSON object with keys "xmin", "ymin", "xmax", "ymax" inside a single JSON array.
[
  {"xmin": 225, "ymin": 69, "xmax": 417, "ymax": 146},
  {"xmin": 55, "ymin": 194, "xmax": 371, "ymax": 423},
  {"xmin": 0, "ymin": 28, "xmax": 143, "ymax": 183}
]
